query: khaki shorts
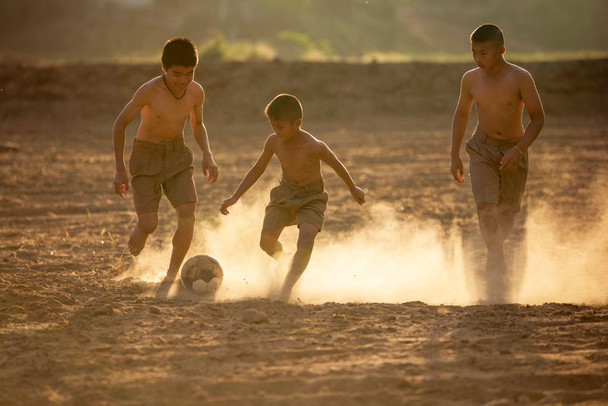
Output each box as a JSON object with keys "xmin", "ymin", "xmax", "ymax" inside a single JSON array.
[
  {"xmin": 465, "ymin": 128, "xmax": 528, "ymax": 214},
  {"xmin": 129, "ymin": 138, "xmax": 197, "ymax": 214},
  {"xmin": 263, "ymin": 177, "xmax": 329, "ymax": 231}
]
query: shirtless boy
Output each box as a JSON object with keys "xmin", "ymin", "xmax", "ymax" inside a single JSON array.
[
  {"xmin": 220, "ymin": 94, "xmax": 365, "ymax": 302},
  {"xmin": 450, "ymin": 24, "xmax": 545, "ymax": 302},
  {"xmin": 113, "ymin": 37, "xmax": 218, "ymax": 289}
]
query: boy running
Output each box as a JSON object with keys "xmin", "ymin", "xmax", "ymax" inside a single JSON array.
[
  {"xmin": 450, "ymin": 24, "xmax": 545, "ymax": 302},
  {"xmin": 220, "ymin": 94, "xmax": 365, "ymax": 302},
  {"xmin": 113, "ymin": 37, "xmax": 218, "ymax": 291}
]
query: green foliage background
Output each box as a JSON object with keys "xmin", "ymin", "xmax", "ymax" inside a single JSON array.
[{"xmin": 0, "ymin": 0, "xmax": 606, "ymax": 62}]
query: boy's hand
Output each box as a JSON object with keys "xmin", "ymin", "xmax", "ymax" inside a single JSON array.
[
  {"xmin": 500, "ymin": 147, "xmax": 524, "ymax": 171},
  {"xmin": 113, "ymin": 171, "xmax": 129, "ymax": 197},
  {"xmin": 202, "ymin": 155, "xmax": 219, "ymax": 184},
  {"xmin": 219, "ymin": 196, "xmax": 238, "ymax": 215},
  {"xmin": 451, "ymin": 157, "xmax": 465, "ymax": 183},
  {"xmin": 351, "ymin": 186, "xmax": 366, "ymax": 205}
]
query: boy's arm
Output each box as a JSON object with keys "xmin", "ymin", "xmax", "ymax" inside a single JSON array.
[
  {"xmin": 500, "ymin": 71, "xmax": 545, "ymax": 171},
  {"xmin": 112, "ymin": 87, "xmax": 147, "ymax": 197},
  {"xmin": 190, "ymin": 87, "xmax": 218, "ymax": 184},
  {"xmin": 220, "ymin": 137, "xmax": 275, "ymax": 214},
  {"xmin": 451, "ymin": 72, "xmax": 474, "ymax": 183},
  {"xmin": 319, "ymin": 142, "xmax": 365, "ymax": 205}
]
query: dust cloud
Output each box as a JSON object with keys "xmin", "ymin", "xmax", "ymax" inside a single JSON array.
[
  {"xmin": 517, "ymin": 178, "xmax": 608, "ymax": 304},
  {"xmin": 121, "ymin": 179, "xmax": 607, "ymax": 305},
  {"xmin": 121, "ymin": 187, "xmax": 472, "ymax": 304}
]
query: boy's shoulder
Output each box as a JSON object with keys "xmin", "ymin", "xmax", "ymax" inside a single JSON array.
[
  {"xmin": 505, "ymin": 61, "xmax": 529, "ymax": 73},
  {"xmin": 462, "ymin": 67, "xmax": 481, "ymax": 79},
  {"xmin": 302, "ymin": 129, "xmax": 321, "ymax": 141},
  {"xmin": 140, "ymin": 75, "xmax": 163, "ymax": 90},
  {"xmin": 133, "ymin": 76, "xmax": 164, "ymax": 99},
  {"xmin": 461, "ymin": 67, "xmax": 482, "ymax": 87},
  {"xmin": 506, "ymin": 62, "xmax": 534, "ymax": 80},
  {"xmin": 186, "ymin": 80, "xmax": 205, "ymax": 102},
  {"xmin": 485, "ymin": 61, "xmax": 529, "ymax": 78},
  {"xmin": 299, "ymin": 130, "xmax": 326, "ymax": 150},
  {"xmin": 189, "ymin": 80, "xmax": 205, "ymax": 94}
]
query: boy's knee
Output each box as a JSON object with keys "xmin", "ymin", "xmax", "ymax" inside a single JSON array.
[
  {"xmin": 177, "ymin": 211, "xmax": 195, "ymax": 223},
  {"xmin": 260, "ymin": 236, "xmax": 277, "ymax": 255},
  {"xmin": 176, "ymin": 203, "xmax": 196, "ymax": 217},
  {"xmin": 297, "ymin": 225, "xmax": 318, "ymax": 248},
  {"xmin": 176, "ymin": 204, "xmax": 196, "ymax": 225},
  {"xmin": 476, "ymin": 203, "xmax": 498, "ymax": 219},
  {"xmin": 138, "ymin": 218, "xmax": 158, "ymax": 235},
  {"xmin": 260, "ymin": 228, "xmax": 283, "ymax": 256},
  {"xmin": 476, "ymin": 202, "xmax": 496, "ymax": 212}
]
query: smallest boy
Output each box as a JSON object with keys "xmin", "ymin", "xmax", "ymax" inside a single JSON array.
[{"xmin": 220, "ymin": 94, "xmax": 365, "ymax": 302}]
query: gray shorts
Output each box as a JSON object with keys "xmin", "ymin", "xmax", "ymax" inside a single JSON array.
[
  {"xmin": 129, "ymin": 138, "xmax": 197, "ymax": 214},
  {"xmin": 465, "ymin": 128, "xmax": 528, "ymax": 214},
  {"xmin": 263, "ymin": 177, "xmax": 328, "ymax": 231}
]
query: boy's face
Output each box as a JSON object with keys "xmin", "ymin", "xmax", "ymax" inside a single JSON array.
[
  {"xmin": 471, "ymin": 41, "xmax": 505, "ymax": 71},
  {"xmin": 162, "ymin": 65, "xmax": 196, "ymax": 91},
  {"xmin": 269, "ymin": 118, "xmax": 301, "ymax": 141}
]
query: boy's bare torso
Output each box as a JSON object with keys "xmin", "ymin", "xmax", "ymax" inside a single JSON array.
[
  {"xmin": 136, "ymin": 77, "xmax": 202, "ymax": 143},
  {"xmin": 270, "ymin": 131, "xmax": 323, "ymax": 186},
  {"xmin": 469, "ymin": 63, "xmax": 526, "ymax": 140}
]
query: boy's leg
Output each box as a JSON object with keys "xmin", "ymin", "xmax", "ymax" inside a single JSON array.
[
  {"xmin": 279, "ymin": 223, "xmax": 319, "ymax": 302},
  {"xmin": 498, "ymin": 210, "xmax": 516, "ymax": 240},
  {"xmin": 476, "ymin": 202, "xmax": 509, "ymax": 301},
  {"xmin": 260, "ymin": 227, "xmax": 292, "ymax": 298},
  {"xmin": 155, "ymin": 203, "xmax": 195, "ymax": 300},
  {"xmin": 128, "ymin": 212, "xmax": 158, "ymax": 256},
  {"xmin": 260, "ymin": 227, "xmax": 286, "ymax": 260},
  {"xmin": 165, "ymin": 202, "xmax": 196, "ymax": 281}
]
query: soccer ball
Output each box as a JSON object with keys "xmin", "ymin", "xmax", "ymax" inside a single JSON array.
[{"xmin": 180, "ymin": 254, "xmax": 223, "ymax": 295}]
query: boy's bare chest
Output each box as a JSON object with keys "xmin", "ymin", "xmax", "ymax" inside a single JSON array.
[
  {"xmin": 276, "ymin": 144, "xmax": 318, "ymax": 169},
  {"xmin": 145, "ymin": 97, "xmax": 191, "ymax": 123},
  {"xmin": 471, "ymin": 78, "xmax": 521, "ymax": 109}
]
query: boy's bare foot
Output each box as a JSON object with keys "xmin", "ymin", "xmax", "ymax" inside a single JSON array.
[
  {"xmin": 155, "ymin": 275, "xmax": 181, "ymax": 300},
  {"xmin": 485, "ymin": 261, "xmax": 510, "ymax": 304},
  {"xmin": 128, "ymin": 226, "xmax": 148, "ymax": 256},
  {"xmin": 277, "ymin": 287, "xmax": 291, "ymax": 303}
]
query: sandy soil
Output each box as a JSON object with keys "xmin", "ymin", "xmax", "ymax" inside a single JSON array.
[{"xmin": 0, "ymin": 59, "xmax": 607, "ymax": 405}]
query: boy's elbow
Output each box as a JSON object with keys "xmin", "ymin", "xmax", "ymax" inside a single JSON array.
[
  {"xmin": 191, "ymin": 121, "xmax": 204, "ymax": 131},
  {"xmin": 113, "ymin": 117, "xmax": 127, "ymax": 133},
  {"xmin": 453, "ymin": 108, "xmax": 469, "ymax": 121},
  {"xmin": 533, "ymin": 112, "xmax": 545, "ymax": 128}
]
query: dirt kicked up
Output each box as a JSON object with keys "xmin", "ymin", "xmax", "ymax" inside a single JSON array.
[{"xmin": 0, "ymin": 59, "xmax": 607, "ymax": 404}]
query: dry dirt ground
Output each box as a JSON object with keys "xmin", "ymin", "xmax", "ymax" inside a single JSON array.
[{"xmin": 0, "ymin": 59, "xmax": 607, "ymax": 405}]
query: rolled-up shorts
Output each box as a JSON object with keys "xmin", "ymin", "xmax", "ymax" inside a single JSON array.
[
  {"xmin": 129, "ymin": 137, "xmax": 197, "ymax": 214},
  {"xmin": 263, "ymin": 176, "xmax": 329, "ymax": 231},
  {"xmin": 465, "ymin": 127, "xmax": 528, "ymax": 214}
]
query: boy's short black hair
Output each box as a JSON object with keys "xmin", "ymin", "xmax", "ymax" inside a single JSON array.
[
  {"xmin": 162, "ymin": 37, "xmax": 198, "ymax": 68},
  {"xmin": 265, "ymin": 94, "xmax": 303, "ymax": 121},
  {"xmin": 470, "ymin": 24, "xmax": 505, "ymax": 48}
]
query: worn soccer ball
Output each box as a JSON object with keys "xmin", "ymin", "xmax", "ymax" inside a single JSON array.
[{"xmin": 180, "ymin": 254, "xmax": 223, "ymax": 295}]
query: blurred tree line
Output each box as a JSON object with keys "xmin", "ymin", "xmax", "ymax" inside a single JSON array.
[{"xmin": 0, "ymin": 0, "xmax": 606, "ymax": 62}]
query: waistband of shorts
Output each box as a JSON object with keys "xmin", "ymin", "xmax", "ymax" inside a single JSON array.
[
  {"xmin": 472, "ymin": 127, "xmax": 521, "ymax": 146},
  {"xmin": 279, "ymin": 176, "xmax": 324, "ymax": 193},
  {"xmin": 133, "ymin": 137, "xmax": 186, "ymax": 152}
]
